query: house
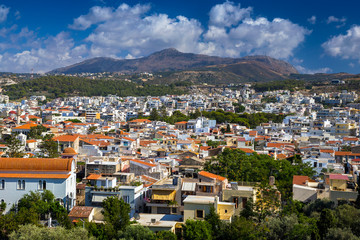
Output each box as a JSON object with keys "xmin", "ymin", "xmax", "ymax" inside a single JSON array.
[
  {"xmin": 68, "ymin": 206, "xmax": 95, "ymax": 223},
  {"xmin": 183, "ymin": 195, "xmax": 235, "ymax": 222},
  {"xmin": 0, "ymin": 157, "xmax": 76, "ymax": 213},
  {"xmin": 197, "ymin": 171, "xmax": 228, "ymax": 197},
  {"xmin": 222, "ymin": 182, "xmax": 257, "ymax": 216},
  {"xmin": 135, "ymin": 213, "xmax": 183, "ymax": 234},
  {"xmin": 147, "ymin": 177, "xmax": 181, "ymax": 215}
]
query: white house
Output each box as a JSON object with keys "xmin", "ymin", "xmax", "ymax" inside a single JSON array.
[{"xmin": 0, "ymin": 158, "xmax": 77, "ymax": 213}]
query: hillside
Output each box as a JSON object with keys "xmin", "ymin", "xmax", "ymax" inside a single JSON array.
[{"xmin": 49, "ymin": 49, "xmax": 298, "ymax": 83}]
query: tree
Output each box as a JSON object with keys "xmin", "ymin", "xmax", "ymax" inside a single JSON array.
[
  {"xmin": 67, "ymin": 119, "xmax": 82, "ymax": 123},
  {"xmin": 6, "ymin": 134, "xmax": 23, "ymax": 158},
  {"xmin": 28, "ymin": 125, "xmax": 47, "ymax": 139},
  {"xmin": 182, "ymin": 219, "xmax": 212, "ymax": 240},
  {"xmin": 222, "ymin": 216, "xmax": 263, "ymax": 240},
  {"xmin": 204, "ymin": 207, "xmax": 223, "ymax": 240},
  {"xmin": 9, "ymin": 224, "xmax": 94, "ymax": 240},
  {"xmin": 149, "ymin": 108, "xmax": 160, "ymax": 121},
  {"xmin": 39, "ymin": 134, "xmax": 59, "ymax": 158},
  {"xmin": 156, "ymin": 230, "xmax": 177, "ymax": 240},
  {"xmin": 317, "ymin": 209, "xmax": 336, "ymax": 239},
  {"xmin": 325, "ymin": 228, "xmax": 360, "ymax": 240},
  {"xmin": 118, "ymin": 225, "xmax": 155, "ymax": 240},
  {"xmin": 102, "ymin": 196, "xmax": 130, "ymax": 234},
  {"xmin": 88, "ymin": 126, "xmax": 97, "ymax": 134}
]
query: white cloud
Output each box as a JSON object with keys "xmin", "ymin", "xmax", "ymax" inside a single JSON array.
[
  {"xmin": 322, "ymin": 25, "xmax": 360, "ymax": 61},
  {"xmin": 0, "ymin": 2, "xmax": 310, "ymax": 72},
  {"xmin": 0, "ymin": 32, "xmax": 88, "ymax": 73},
  {"xmin": 209, "ymin": 1, "xmax": 252, "ymax": 27},
  {"xmin": 0, "ymin": 5, "xmax": 10, "ymax": 23},
  {"xmin": 307, "ymin": 15, "xmax": 316, "ymax": 24},
  {"xmin": 295, "ymin": 65, "xmax": 332, "ymax": 74},
  {"xmin": 69, "ymin": 5, "xmax": 115, "ymax": 30},
  {"xmin": 327, "ymin": 16, "xmax": 346, "ymax": 24},
  {"xmin": 202, "ymin": 16, "xmax": 310, "ymax": 59}
]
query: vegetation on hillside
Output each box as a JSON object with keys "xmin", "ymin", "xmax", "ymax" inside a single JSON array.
[{"xmin": 3, "ymin": 76, "xmax": 187, "ymax": 100}]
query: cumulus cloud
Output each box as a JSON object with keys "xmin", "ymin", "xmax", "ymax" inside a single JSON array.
[
  {"xmin": 85, "ymin": 3, "xmax": 203, "ymax": 57},
  {"xmin": 202, "ymin": 16, "xmax": 310, "ymax": 59},
  {"xmin": 322, "ymin": 25, "xmax": 360, "ymax": 61},
  {"xmin": 0, "ymin": 32, "xmax": 88, "ymax": 73},
  {"xmin": 0, "ymin": 1, "xmax": 310, "ymax": 72},
  {"xmin": 209, "ymin": 1, "xmax": 252, "ymax": 27},
  {"xmin": 0, "ymin": 5, "xmax": 10, "ymax": 23},
  {"xmin": 326, "ymin": 16, "xmax": 346, "ymax": 28},
  {"xmin": 307, "ymin": 15, "xmax": 316, "ymax": 24},
  {"xmin": 69, "ymin": 5, "xmax": 116, "ymax": 30},
  {"xmin": 295, "ymin": 65, "xmax": 332, "ymax": 74}
]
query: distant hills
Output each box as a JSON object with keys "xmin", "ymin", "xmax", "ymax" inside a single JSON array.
[{"xmin": 49, "ymin": 48, "xmax": 299, "ymax": 83}]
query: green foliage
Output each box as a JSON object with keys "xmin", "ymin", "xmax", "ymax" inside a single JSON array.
[
  {"xmin": 200, "ymin": 109, "xmax": 285, "ymax": 128},
  {"xmin": 9, "ymin": 224, "xmax": 94, "ymax": 240},
  {"xmin": 221, "ymin": 216, "xmax": 263, "ymax": 240},
  {"xmin": 182, "ymin": 219, "xmax": 212, "ymax": 240},
  {"xmin": 3, "ymin": 76, "xmax": 186, "ymax": 100},
  {"xmin": 28, "ymin": 125, "xmax": 47, "ymax": 139},
  {"xmin": 232, "ymin": 102, "xmax": 245, "ymax": 113},
  {"xmin": 5, "ymin": 134, "xmax": 24, "ymax": 158},
  {"xmin": 149, "ymin": 108, "xmax": 160, "ymax": 121},
  {"xmin": 156, "ymin": 230, "xmax": 177, "ymax": 240},
  {"xmin": 325, "ymin": 228, "xmax": 360, "ymax": 240},
  {"xmin": 253, "ymin": 79, "xmax": 307, "ymax": 92},
  {"xmin": 102, "ymin": 196, "xmax": 130, "ymax": 234},
  {"xmin": 204, "ymin": 148, "xmax": 315, "ymax": 200},
  {"xmin": 67, "ymin": 119, "xmax": 82, "ymax": 123},
  {"xmin": 118, "ymin": 224, "xmax": 155, "ymax": 240},
  {"xmin": 39, "ymin": 134, "xmax": 59, "ymax": 158}
]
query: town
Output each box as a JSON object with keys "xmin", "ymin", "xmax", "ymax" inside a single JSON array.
[{"xmin": 0, "ymin": 82, "xmax": 360, "ymax": 239}]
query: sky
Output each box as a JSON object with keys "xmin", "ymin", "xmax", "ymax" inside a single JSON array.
[{"xmin": 1, "ymin": 0, "xmax": 360, "ymax": 74}]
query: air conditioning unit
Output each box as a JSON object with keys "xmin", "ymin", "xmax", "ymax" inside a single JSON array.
[{"xmin": 151, "ymin": 218, "xmax": 156, "ymax": 223}]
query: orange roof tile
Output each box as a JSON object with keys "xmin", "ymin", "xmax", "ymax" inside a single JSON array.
[
  {"xmin": 0, "ymin": 173, "xmax": 70, "ymax": 179},
  {"xmin": 238, "ymin": 148, "xmax": 255, "ymax": 153},
  {"xmin": 53, "ymin": 134, "xmax": 79, "ymax": 142},
  {"xmin": 198, "ymin": 171, "xmax": 226, "ymax": 181},
  {"xmin": 122, "ymin": 137, "xmax": 136, "ymax": 142},
  {"xmin": 87, "ymin": 174, "xmax": 101, "ymax": 180},
  {"xmin": 0, "ymin": 158, "xmax": 73, "ymax": 172},
  {"xmin": 293, "ymin": 175, "xmax": 311, "ymax": 185},
  {"xmin": 131, "ymin": 159, "xmax": 156, "ymax": 167},
  {"xmin": 68, "ymin": 206, "xmax": 94, "ymax": 218},
  {"xmin": 129, "ymin": 119, "xmax": 151, "ymax": 123},
  {"xmin": 13, "ymin": 123, "xmax": 38, "ymax": 130}
]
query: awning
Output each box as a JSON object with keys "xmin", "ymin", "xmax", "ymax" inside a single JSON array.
[
  {"xmin": 92, "ymin": 195, "xmax": 108, "ymax": 203},
  {"xmin": 152, "ymin": 190, "xmax": 176, "ymax": 201},
  {"xmin": 182, "ymin": 182, "xmax": 196, "ymax": 192}
]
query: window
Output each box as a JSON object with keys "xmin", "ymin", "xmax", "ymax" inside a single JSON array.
[
  {"xmin": 233, "ymin": 197, "xmax": 239, "ymax": 209},
  {"xmin": 196, "ymin": 210, "xmax": 204, "ymax": 219},
  {"xmin": 123, "ymin": 196, "xmax": 129, "ymax": 204},
  {"xmin": 172, "ymin": 207, "xmax": 177, "ymax": 214},
  {"xmin": 17, "ymin": 180, "xmax": 25, "ymax": 190},
  {"xmin": 0, "ymin": 180, "xmax": 4, "ymax": 190},
  {"xmin": 319, "ymin": 163, "xmax": 323, "ymax": 168},
  {"xmin": 242, "ymin": 197, "xmax": 247, "ymax": 208},
  {"xmin": 225, "ymin": 209, "xmax": 228, "ymax": 213}
]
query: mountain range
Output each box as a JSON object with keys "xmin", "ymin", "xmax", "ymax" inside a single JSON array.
[{"xmin": 49, "ymin": 48, "xmax": 299, "ymax": 83}]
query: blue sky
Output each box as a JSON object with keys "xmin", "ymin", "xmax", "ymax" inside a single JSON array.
[{"xmin": 1, "ymin": 0, "xmax": 360, "ymax": 74}]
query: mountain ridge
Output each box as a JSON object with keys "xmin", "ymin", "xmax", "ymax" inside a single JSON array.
[{"xmin": 49, "ymin": 48, "xmax": 298, "ymax": 81}]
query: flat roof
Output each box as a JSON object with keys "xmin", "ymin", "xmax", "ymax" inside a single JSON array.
[{"xmin": 183, "ymin": 195, "xmax": 214, "ymax": 204}]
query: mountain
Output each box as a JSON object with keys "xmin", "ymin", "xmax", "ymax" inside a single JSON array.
[{"xmin": 49, "ymin": 48, "xmax": 298, "ymax": 82}]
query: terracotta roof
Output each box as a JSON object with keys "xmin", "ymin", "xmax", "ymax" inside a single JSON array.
[
  {"xmin": 13, "ymin": 123, "xmax": 38, "ymax": 130},
  {"xmin": 68, "ymin": 206, "xmax": 94, "ymax": 218},
  {"xmin": 343, "ymin": 137, "xmax": 359, "ymax": 141},
  {"xmin": 63, "ymin": 147, "xmax": 77, "ymax": 154},
  {"xmin": 0, "ymin": 173, "xmax": 70, "ymax": 179},
  {"xmin": 238, "ymin": 148, "xmax": 255, "ymax": 153},
  {"xmin": 335, "ymin": 151, "xmax": 360, "ymax": 156},
  {"xmin": 87, "ymin": 174, "xmax": 101, "ymax": 180},
  {"xmin": 249, "ymin": 131, "xmax": 257, "ymax": 136},
  {"xmin": 293, "ymin": 175, "xmax": 311, "ymax": 185},
  {"xmin": 129, "ymin": 119, "xmax": 151, "ymax": 123},
  {"xmin": 53, "ymin": 134, "xmax": 79, "ymax": 142},
  {"xmin": 131, "ymin": 159, "xmax": 156, "ymax": 167},
  {"xmin": 175, "ymin": 121, "xmax": 188, "ymax": 124},
  {"xmin": 26, "ymin": 139, "xmax": 37, "ymax": 143},
  {"xmin": 267, "ymin": 142, "xmax": 294, "ymax": 148},
  {"xmin": 329, "ymin": 174, "xmax": 349, "ymax": 180},
  {"xmin": 0, "ymin": 158, "xmax": 73, "ymax": 172},
  {"xmin": 320, "ymin": 149, "xmax": 335, "ymax": 153},
  {"xmin": 198, "ymin": 171, "xmax": 226, "ymax": 181}
]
